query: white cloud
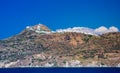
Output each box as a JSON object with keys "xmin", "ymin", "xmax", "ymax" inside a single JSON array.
[
  {"xmin": 95, "ymin": 26, "xmax": 108, "ymax": 33},
  {"xmin": 56, "ymin": 27, "xmax": 96, "ymax": 35},
  {"xmin": 109, "ymin": 26, "xmax": 119, "ymax": 32},
  {"xmin": 55, "ymin": 26, "xmax": 119, "ymax": 35},
  {"xmin": 95, "ymin": 26, "xmax": 119, "ymax": 34}
]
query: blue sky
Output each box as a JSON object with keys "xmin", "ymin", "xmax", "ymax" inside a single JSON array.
[{"xmin": 0, "ymin": 0, "xmax": 120, "ymax": 39}]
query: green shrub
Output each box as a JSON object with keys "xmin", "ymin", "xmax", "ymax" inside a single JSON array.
[{"xmin": 83, "ymin": 35, "xmax": 93, "ymax": 42}]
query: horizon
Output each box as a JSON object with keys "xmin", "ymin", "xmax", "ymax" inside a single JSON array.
[{"xmin": 0, "ymin": 0, "xmax": 120, "ymax": 39}]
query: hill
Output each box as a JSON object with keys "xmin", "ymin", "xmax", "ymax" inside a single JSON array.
[{"xmin": 0, "ymin": 24, "xmax": 120, "ymax": 67}]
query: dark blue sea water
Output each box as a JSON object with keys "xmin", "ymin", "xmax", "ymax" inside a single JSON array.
[{"xmin": 0, "ymin": 68, "xmax": 120, "ymax": 73}]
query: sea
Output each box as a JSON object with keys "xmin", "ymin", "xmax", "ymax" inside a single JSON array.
[{"xmin": 0, "ymin": 67, "xmax": 120, "ymax": 73}]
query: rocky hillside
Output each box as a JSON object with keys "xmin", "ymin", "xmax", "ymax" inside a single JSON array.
[{"xmin": 0, "ymin": 24, "xmax": 120, "ymax": 67}]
